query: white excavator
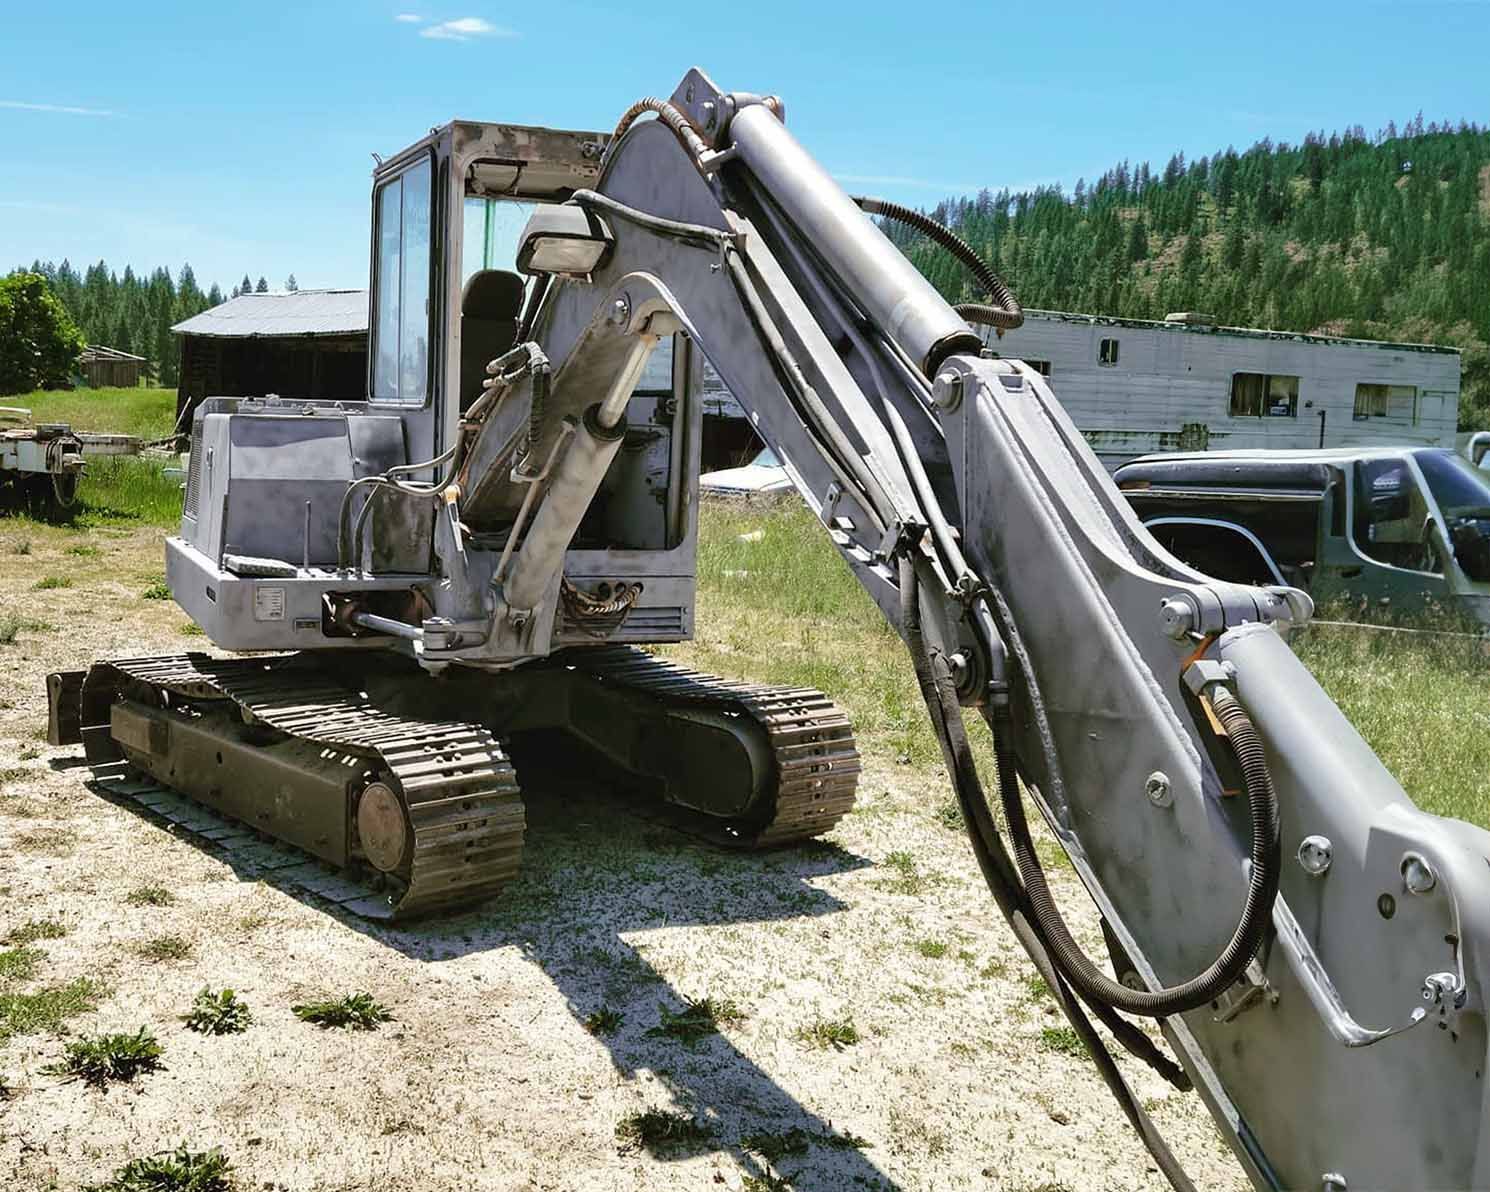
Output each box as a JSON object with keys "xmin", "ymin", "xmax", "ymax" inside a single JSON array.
[{"xmin": 47, "ymin": 69, "xmax": 1490, "ymax": 1190}]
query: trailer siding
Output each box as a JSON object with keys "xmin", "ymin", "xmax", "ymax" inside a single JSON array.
[{"xmin": 983, "ymin": 312, "xmax": 1460, "ymax": 470}]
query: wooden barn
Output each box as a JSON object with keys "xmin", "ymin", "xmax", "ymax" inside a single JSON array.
[
  {"xmin": 172, "ymin": 289, "xmax": 368, "ymax": 428},
  {"xmin": 79, "ymin": 345, "xmax": 147, "ymax": 388}
]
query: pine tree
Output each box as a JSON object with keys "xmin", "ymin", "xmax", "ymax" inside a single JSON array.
[
  {"xmin": 255, "ymin": 277, "xmax": 269, "ymax": 293},
  {"xmin": 285, "ymin": 274, "xmax": 299, "ymax": 292}
]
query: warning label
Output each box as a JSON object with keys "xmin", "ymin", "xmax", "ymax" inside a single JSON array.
[{"xmin": 253, "ymin": 586, "xmax": 286, "ymax": 621}]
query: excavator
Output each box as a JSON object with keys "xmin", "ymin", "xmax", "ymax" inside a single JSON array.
[{"xmin": 45, "ymin": 69, "xmax": 1490, "ymax": 1190}]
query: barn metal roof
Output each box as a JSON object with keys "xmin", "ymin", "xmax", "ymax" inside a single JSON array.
[
  {"xmin": 172, "ymin": 289, "xmax": 368, "ymax": 340},
  {"xmin": 80, "ymin": 344, "xmax": 146, "ymax": 362}
]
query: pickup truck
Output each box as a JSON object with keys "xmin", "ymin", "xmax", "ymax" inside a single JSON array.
[{"xmin": 1115, "ymin": 446, "xmax": 1490, "ymax": 626}]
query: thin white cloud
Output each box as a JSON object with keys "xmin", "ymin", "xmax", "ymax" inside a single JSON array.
[
  {"xmin": 394, "ymin": 12, "xmax": 423, "ymax": 21},
  {"xmin": 419, "ymin": 16, "xmax": 515, "ymax": 40},
  {"xmin": 0, "ymin": 100, "xmax": 117, "ymax": 118}
]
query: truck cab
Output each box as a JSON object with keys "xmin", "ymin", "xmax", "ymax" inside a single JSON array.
[{"xmin": 1115, "ymin": 446, "xmax": 1490, "ymax": 626}]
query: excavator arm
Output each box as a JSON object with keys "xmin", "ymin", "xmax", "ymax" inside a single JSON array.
[{"xmin": 473, "ymin": 69, "xmax": 1490, "ymax": 1190}]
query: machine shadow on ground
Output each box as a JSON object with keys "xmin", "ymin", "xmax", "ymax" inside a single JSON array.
[{"xmin": 85, "ymin": 761, "xmax": 896, "ymax": 1188}]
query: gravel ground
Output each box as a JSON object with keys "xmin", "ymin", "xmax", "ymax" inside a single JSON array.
[{"xmin": 0, "ymin": 523, "xmax": 1248, "ymax": 1191}]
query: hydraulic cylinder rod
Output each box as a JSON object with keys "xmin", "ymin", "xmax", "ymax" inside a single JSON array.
[{"xmin": 727, "ymin": 102, "xmax": 980, "ymax": 377}]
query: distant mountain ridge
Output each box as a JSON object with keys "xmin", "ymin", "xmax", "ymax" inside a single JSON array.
[{"xmin": 885, "ymin": 117, "xmax": 1490, "ymax": 429}]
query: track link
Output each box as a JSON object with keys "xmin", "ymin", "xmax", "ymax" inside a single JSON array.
[
  {"xmin": 562, "ymin": 647, "xmax": 861, "ymax": 845},
  {"xmin": 81, "ymin": 654, "xmax": 524, "ymax": 920}
]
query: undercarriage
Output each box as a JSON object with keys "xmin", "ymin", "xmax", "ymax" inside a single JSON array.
[{"xmin": 51, "ymin": 648, "xmax": 860, "ymax": 919}]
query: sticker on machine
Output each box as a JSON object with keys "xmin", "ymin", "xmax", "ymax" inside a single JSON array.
[{"xmin": 253, "ymin": 586, "xmax": 286, "ymax": 621}]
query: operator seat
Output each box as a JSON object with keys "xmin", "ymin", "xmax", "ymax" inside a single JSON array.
[{"xmin": 460, "ymin": 269, "xmax": 525, "ymax": 412}]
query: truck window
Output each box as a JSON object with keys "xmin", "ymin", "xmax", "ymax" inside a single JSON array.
[
  {"xmin": 1145, "ymin": 519, "xmax": 1283, "ymax": 586},
  {"xmin": 1230, "ymin": 372, "xmax": 1299, "ymax": 418},
  {"xmin": 1098, "ymin": 339, "xmax": 1119, "ymax": 366},
  {"xmin": 1353, "ymin": 383, "xmax": 1417, "ymax": 423},
  {"xmin": 1352, "ymin": 458, "xmax": 1439, "ymax": 574},
  {"xmin": 371, "ymin": 157, "xmax": 433, "ymax": 405}
]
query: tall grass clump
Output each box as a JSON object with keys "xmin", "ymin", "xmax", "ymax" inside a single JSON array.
[{"xmin": 1291, "ymin": 621, "xmax": 1490, "ymax": 828}]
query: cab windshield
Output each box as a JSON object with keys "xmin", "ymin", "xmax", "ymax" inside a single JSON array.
[{"xmin": 1415, "ymin": 449, "xmax": 1490, "ymax": 519}]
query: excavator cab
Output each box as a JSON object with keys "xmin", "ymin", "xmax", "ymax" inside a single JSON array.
[{"xmin": 163, "ymin": 120, "xmax": 703, "ymax": 659}]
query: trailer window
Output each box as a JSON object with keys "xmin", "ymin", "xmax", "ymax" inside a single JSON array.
[
  {"xmin": 1023, "ymin": 359, "xmax": 1052, "ymax": 376},
  {"xmin": 1098, "ymin": 339, "xmax": 1119, "ymax": 366},
  {"xmin": 1353, "ymin": 383, "xmax": 1417, "ymax": 423},
  {"xmin": 1230, "ymin": 373, "xmax": 1299, "ymax": 418},
  {"xmin": 371, "ymin": 157, "xmax": 433, "ymax": 405}
]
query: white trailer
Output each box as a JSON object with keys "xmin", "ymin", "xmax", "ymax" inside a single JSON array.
[{"xmin": 980, "ymin": 310, "xmax": 1461, "ymax": 471}]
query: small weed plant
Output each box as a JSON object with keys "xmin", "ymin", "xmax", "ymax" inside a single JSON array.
[
  {"xmin": 183, "ymin": 988, "xmax": 253, "ymax": 1036},
  {"xmin": 614, "ymin": 1107, "xmax": 715, "ymax": 1154},
  {"xmin": 84, "ymin": 1145, "xmax": 234, "ymax": 1192},
  {"xmin": 583, "ymin": 1006, "xmax": 623, "ymax": 1035},
  {"xmin": 45, "ymin": 1027, "xmax": 163, "ymax": 1086},
  {"xmin": 292, "ymin": 992, "xmax": 392, "ymax": 1030},
  {"xmin": 126, "ymin": 885, "xmax": 175, "ymax": 907},
  {"xmin": 795, "ymin": 1014, "xmax": 860, "ymax": 1050},
  {"xmin": 646, "ymin": 995, "xmax": 744, "ymax": 1046}
]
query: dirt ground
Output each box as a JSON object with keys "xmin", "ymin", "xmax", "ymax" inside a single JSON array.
[{"xmin": 0, "ymin": 523, "xmax": 1249, "ymax": 1191}]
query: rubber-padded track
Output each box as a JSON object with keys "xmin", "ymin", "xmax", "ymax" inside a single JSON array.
[
  {"xmin": 562, "ymin": 647, "xmax": 860, "ymax": 845},
  {"xmin": 81, "ymin": 653, "xmax": 524, "ymax": 920}
]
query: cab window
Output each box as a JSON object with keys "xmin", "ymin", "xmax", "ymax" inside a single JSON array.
[
  {"xmin": 1352, "ymin": 458, "xmax": 1439, "ymax": 574},
  {"xmin": 371, "ymin": 158, "xmax": 433, "ymax": 405}
]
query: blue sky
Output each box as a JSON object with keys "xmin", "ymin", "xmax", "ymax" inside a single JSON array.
[{"xmin": 2, "ymin": 1, "xmax": 1487, "ymax": 293}]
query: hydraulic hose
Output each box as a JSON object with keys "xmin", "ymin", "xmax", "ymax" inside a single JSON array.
[
  {"xmin": 899, "ymin": 556, "xmax": 1197, "ymax": 1191},
  {"xmin": 605, "ymin": 98, "xmax": 709, "ymax": 163},
  {"xmin": 999, "ymin": 686, "xmax": 1282, "ymax": 1018},
  {"xmin": 852, "ymin": 196, "xmax": 1024, "ymax": 332}
]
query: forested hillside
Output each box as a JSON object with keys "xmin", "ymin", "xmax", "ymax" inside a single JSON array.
[
  {"xmin": 7, "ymin": 262, "xmax": 291, "ymax": 386},
  {"xmin": 888, "ymin": 117, "xmax": 1490, "ymax": 428}
]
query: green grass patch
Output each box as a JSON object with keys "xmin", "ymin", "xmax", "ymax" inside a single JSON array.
[
  {"xmin": 10, "ymin": 387, "xmax": 177, "ymax": 440},
  {"xmin": 44, "ymin": 1027, "xmax": 163, "ymax": 1086},
  {"xmin": 794, "ymin": 1014, "xmax": 860, "ymax": 1049},
  {"xmin": 1038, "ymin": 1025, "xmax": 1087, "ymax": 1058},
  {"xmin": 0, "ymin": 614, "xmax": 55, "ymax": 645},
  {"xmin": 0, "ymin": 946, "xmax": 43, "ymax": 982},
  {"xmin": 6, "ymin": 918, "xmax": 66, "ymax": 944},
  {"xmin": 646, "ymin": 995, "xmax": 745, "ymax": 1046},
  {"xmin": 875, "ymin": 850, "xmax": 936, "ymax": 895},
  {"xmin": 83, "ymin": 1145, "xmax": 234, "ymax": 1192},
  {"xmin": 179, "ymin": 621, "xmax": 205, "ymax": 636},
  {"xmin": 75, "ymin": 457, "xmax": 184, "ymax": 528},
  {"xmin": 142, "ymin": 577, "xmax": 171, "ymax": 600},
  {"xmin": 126, "ymin": 885, "xmax": 175, "ymax": 907},
  {"xmin": 33, "ymin": 575, "xmax": 72, "ymax": 590},
  {"xmin": 183, "ymin": 988, "xmax": 253, "ymax": 1036},
  {"xmin": 614, "ymin": 1107, "xmax": 715, "ymax": 1155},
  {"xmin": 66, "ymin": 543, "xmax": 101, "ymax": 557},
  {"xmin": 0, "ymin": 977, "xmax": 105, "ymax": 1040},
  {"xmin": 136, "ymin": 934, "xmax": 192, "ymax": 962},
  {"xmin": 741, "ymin": 1127, "xmax": 811, "ymax": 1161},
  {"xmin": 292, "ymin": 992, "xmax": 393, "ymax": 1030},
  {"xmin": 915, "ymin": 938, "xmax": 949, "ymax": 959},
  {"xmin": 1291, "ymin": 623, "xmax": 1490, "ymax": 827}
]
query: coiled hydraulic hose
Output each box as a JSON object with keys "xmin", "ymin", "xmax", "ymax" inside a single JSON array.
[
  {"xmin": 999, "ymin": 685, "xmax": 1282, "ymax": 1017},
  {"xmin": 852, "ymin": 196, "xmax": 1024, "ymax": 332},
  {"xmin": 605, "ymin": 98, "xmax": 709, "ymax": 163}
]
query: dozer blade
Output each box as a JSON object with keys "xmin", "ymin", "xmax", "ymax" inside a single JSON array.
[{"xmin": 76, "ymin": 654, "xmax": 525, "ymax": 920}]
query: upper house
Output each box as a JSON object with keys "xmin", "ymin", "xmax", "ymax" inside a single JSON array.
[{"xmin": 980, "ymin": 310, "xmax": 1461, "ymax": 472}]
